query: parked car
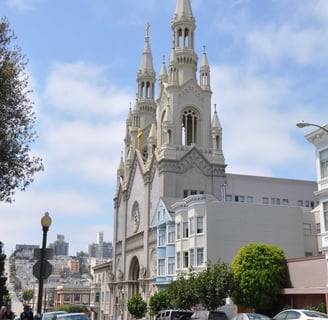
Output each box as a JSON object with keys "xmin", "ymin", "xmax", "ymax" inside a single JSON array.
[
  {"xmin": 273, "ymin": 309, "xmax": 328, "ymax": 320},
  {"xmin": 231, "ymin": 313, "xmax": 272, "ymax": 320},
  {"xmin": 156, "ymin": 309, "xmax": 194, "ymax": 320},
  {"xmin": 56, "ymin": 313, "xmax": 89, "ymax": 320},
  {"xmin": 42, "ymin": 311, "xmax": 68, "ymax": 320},
  {"xmin": 191, "ymin": 310, "xmax": 228, "ymax": 320}
]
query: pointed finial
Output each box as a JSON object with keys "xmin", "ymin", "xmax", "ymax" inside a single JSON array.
[
  {"xmin": 163, "ymin": 55, "xmax": 165, "ymax": 63},
  {"xmin": 146, "ymin": 23, "xmax": 150, "ymax": 37},
  {"xmin": 203, "ymin": 45, "xmax": 206, "ymax": 53},
  {"xmin": 214, "ymin": 104, "xmax": 217, "ymax": 112}
]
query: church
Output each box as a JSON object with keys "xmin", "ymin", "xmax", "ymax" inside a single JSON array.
[{"xmin": 109, "ymin": 0, "xmax": 317, "ymax": 318}]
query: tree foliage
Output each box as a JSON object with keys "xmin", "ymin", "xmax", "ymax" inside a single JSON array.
[
  {"xmin": 194, "ymin": 260, "xmax": 234, "ymax": 310},
  {"xmin": 169, "ymin": 262, "xmax": 234, "ymax": 311},
  {"xmin": 149, "ymin": 290, "xmax": 173, "ymax": 316},
  {"xmin": 231, "ymin": 243, "xmax": 288, "ymax": 312},
  {"xmin": 127, "ymin": 293, "xmax": 147, "ymax": 319},
  {"xmin": 169, "ymin": 268, "xmax": 198, "ymax": 310},
  {"xmin": 22, "ymin": 289, "xmax": 34, "ymax": 303},
  {"xmin": 0, "ymin": 17, "xmax": 43, "ymax": 203},
  {"xmin": 0, "ymin": 242, "xmax": 8, "ymax": 306}
]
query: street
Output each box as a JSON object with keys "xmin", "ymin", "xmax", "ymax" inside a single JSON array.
[{"xmin": 5, "ymin": 259, "xmax": 24, "ymax": 318}]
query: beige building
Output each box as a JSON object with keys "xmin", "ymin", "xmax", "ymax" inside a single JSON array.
[
  {"xmin": 109, "ymin": 0, "xmax": 319, "ymax": 318},
  {"xmin": 67, "ymin": 259, "xmax": 80, "ymax": 273},
  {"xmin": 90, "ymin": 261, "xmax": 112, "ymax": 320}
]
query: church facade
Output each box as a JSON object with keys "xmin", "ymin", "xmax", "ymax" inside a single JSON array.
[
  {"xmin": 109, "ymin": 0, "xmax": 318, "ymax": 319},
  {"xmin": 111, "ymin": 0, "xmax": 227, "ymax": 315}
]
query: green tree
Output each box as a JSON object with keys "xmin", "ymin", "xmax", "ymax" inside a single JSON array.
[
  {"xmin": 127, "ymin": 293, "xmax": 147, "ymax": 319},
  {"xmin": 0, "ymin": 17, "xmax": 43, "ymax": 203},
  {"xmin": 149, "ymin": 290, "xmax": 173, "ymax": 316},
  {"xmin": 195, "ymin": 260, "xmax": 234, "ymax": 310},
  {"xmin": 168, "ymin": 268, "xmax": 198, "ymax": 310},
  {"xmin": 231, "ymin": 243, "xmax": 288, "ymax": 312},
  {"xmin": 22, "ymin": 289, "xmax": 34, "ymax": 303},
  {"xmin": 0, "ymin": 242, "xmax": 8, "ymax": 306}
]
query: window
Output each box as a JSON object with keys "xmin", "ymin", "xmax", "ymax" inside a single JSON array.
[
  {"xmin": 158, "ymin": 229, "xmax": 166, "ymax": 246},
  {"xmin": 303, "ymin": 223, "xmax": 312, "ymax": 236},
  {"xmin": 95, "ymin": 292, "xmax": 100, "ymax": 303},
  {"xmin": 190, "ymin": 217, "xmax": 194, "ymax": 236},
  {"xmin": 74, "ymin": 294, "xmax": 80, "ymax": 302},
  {"xmin": 168, "ymin": 225, "xmax": 175, "ymax": 244},
  {"xmin": 276, "ymin": 198, "xmax": 281, "ymax": 205},
  {"xmin": 305, "ymin": 201, "xmax": 310, "ymax": 208},
  {"xmin": 176, "ymin": 223, "xmax": 181, "ymax": 240},
  {"xmin": 316, "ymin": 223, "xmax": 321, "ymax": 234},
  {"xmin": 262, "ymin": 197, "xmax": 269, "ymax": 205},
  {"xmin": 282, "ymin": 199, "xmax": 289, "ymax": 205},
  {"xmin": 176, "ymin": 252, "xmax": 181, "ymax": 269},
  {"xmin": 298, "ymin": 200, "xmax": 303, "ymax": 207},
  {"xmin": 226, "ymin": 195, "xmax": 232, "ymax": 202},
  {"xmin": 196, "ymin": 216, "xmax": 204, "ymax": 234},
  {"xmin": 324, "ymin": 202, "xmax": 328, "ymax": 232},
  {"xmin": 183, "ymin": 251, "xmax": 189, "ymax": 268},
  {"xmin": 168, "ymin": 257, "xmax": 175, "ymax": 274},
  {"xmin": 182, "ymin": 108, "xmax": 197, "ymax": 145},
  {"xmin": 196, "ymin": 248, "xmax": 204, "ymax": 266},
  {"xmin": 183, "ymin": 190, "xmax": 188, "ymax": 198},
  {"xmin": 320, "ymin": 148, "xmax": 328, "ymax": 179},
  {"xmin": 158, "ymin": 259, "xmax": 165, "ymax": 275},
  {"xmin": 246, "ymin": 196, "xmax": 253, "ymax": 203},
  {"xmin": 190, "ymin": 248, "xmax": 194, "ymax": 267},
  {"xmin": 190, "ymin": 190, "xmax": 197, "ymax": 195},
  {"xmin": 183, "ymin": 221, "xmax": 189, "ymax": 238}
]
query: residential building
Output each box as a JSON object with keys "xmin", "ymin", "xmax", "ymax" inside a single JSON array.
[
  {"xmin": 67, "ymin": 258, "xmax": 80, "ymax": 273},
  {"xmin": 90, "ymin": 261, "xmax": 112, "ymax": 320},
  {"xmin": 302, "ymin": 123, "xmax": 328, "ymax": 305}
]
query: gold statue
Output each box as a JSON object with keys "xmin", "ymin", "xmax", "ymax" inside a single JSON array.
[{"xmin": 137, "ymin": 128, "xmax": 143, "ymax": 151}]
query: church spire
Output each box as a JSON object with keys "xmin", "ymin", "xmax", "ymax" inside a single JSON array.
[
  {"xmin": 200, "ymin": 46, "xmax": 211, "ymax": 90},
  {"xmin": 171, "ymin": 0, "xmax": 198, "ymax": 85}
]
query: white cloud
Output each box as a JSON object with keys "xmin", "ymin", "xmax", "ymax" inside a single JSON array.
[
  {"xmin": 44, "ymin": 61, "xmax": 133, "ymax": 118},
  {"xmin": 5, "ymin": 0, "xmax": 42, "ymax": 11},
  {"xmin": 211, "ymin": 64, "xmax": 315, "ymax": 177}
]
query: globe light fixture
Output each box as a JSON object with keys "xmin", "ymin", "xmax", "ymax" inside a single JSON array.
[{"xmin": 37, "ymin": 212, "xmax": 52, "ymax": 315}]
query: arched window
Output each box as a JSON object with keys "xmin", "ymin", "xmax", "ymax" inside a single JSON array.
[
  {"xmin": 178, "ymin": 28, "xmax": 183, "ymax": 47},
  {"xmin": 182, "ymin": 108, "xmax": 198, "ymax": 145},
  {"xmin": 184, "ymin": 28, "xmax": 189, "ymax": 48}
]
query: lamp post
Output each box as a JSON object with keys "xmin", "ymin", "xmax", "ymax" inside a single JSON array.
[
  {"xmin": 36, "ymin": 212, "xmax": 52, "ymax": 315},
  {"xmin": 296, "ymin": 121, "xmax": 328, "ymax": 133}
]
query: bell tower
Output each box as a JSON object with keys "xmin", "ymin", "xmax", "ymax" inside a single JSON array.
[{"xmin": 156, "ymin": 0, "xmax": 226, "ymax": 199}]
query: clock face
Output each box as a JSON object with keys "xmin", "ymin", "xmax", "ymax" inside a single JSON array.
[{"xmin": 132, "ymin": 203, "xmax": 140, "ymax": 233}]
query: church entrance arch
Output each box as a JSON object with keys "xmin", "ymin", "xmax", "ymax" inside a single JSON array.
[{"xmin": 129, "ymin": 256, "xmax": 140, "ymax": 297}]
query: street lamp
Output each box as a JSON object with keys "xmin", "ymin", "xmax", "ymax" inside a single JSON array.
[
  {"xmin": 36, "ymin": 212, "xmax": 52, "ymax": 316},
  {"xmin": 296, "ymin": 121, "xmax": 328, "ymax": 133}
]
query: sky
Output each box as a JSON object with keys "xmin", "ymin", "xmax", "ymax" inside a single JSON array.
[{"xmin": 0, "ymin": 0, "xmax": 327, "ymax": 256}]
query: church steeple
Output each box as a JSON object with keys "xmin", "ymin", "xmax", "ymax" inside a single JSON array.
[
  {"xmin": 128, "ymin": 23, "xmax": 157, "ymax": 161},
  {"xmin": 200, "ymin": 46, "xmax": 211, "ymax": 90},
  {"xmin": 171, "ymin": 0, "xmax": 198, "ymax": 85}
]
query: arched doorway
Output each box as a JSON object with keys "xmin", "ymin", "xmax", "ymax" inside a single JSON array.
[{"xmin": 129, "ymin": 256, "xmax": 140, "ymax": 297}]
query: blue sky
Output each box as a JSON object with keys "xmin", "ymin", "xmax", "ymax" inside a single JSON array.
[{"xmin": 1, "ymin": 0, "xmax": 327, "ymax": 256}]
